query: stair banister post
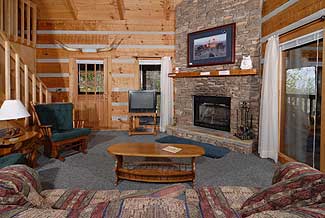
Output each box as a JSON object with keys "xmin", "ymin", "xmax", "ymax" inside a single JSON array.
[
  {"xmin": 15, "ymin": 53, "xmax": 20, "ymax": 99},
  {"xmin": 5, "ymin": 40, "xmax": 10, "ymax": 100}
]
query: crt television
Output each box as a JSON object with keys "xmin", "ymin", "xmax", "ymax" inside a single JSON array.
[{"xmin": 128, "ymin": 90, "xmax": 157, "ymax": 113}]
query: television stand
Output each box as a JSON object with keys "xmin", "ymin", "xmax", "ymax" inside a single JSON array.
[{"xmin": 128, "ymin": 112, "xmax": 157, "ymax": 136}]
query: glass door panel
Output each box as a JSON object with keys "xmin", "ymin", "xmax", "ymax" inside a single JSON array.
[{"xmin": 282, "ymin": 39, "xmax": 323, "ymax": 169}]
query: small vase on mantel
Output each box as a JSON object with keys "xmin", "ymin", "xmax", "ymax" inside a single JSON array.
[{"xmin": 240, "ymin": 55, "xmax": 253, "ymax": 70}]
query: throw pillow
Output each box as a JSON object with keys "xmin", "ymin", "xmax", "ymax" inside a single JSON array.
[
  {"xmin": 272, "ymin": 162, "xmax": 320, "ymax": 184},
  {"xmin": 239, "ymin": 172, "xmax": 325, "ymax": 217}
]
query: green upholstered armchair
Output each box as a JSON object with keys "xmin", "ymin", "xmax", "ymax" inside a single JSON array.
[{"xmin": 30, "ymin": 102, "xmax": 91, "ymax": 161}]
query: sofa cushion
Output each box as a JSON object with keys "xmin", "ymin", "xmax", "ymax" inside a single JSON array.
[
  {"xmin": 0, "ymin": 205, "xmax": 69, "ymax": 218},
  {"xmin": 35, "ymin": 103, "xmax": 73, "ymax": 132},
  {"xmin": 0, "ymin": 165, "xmax": 44, "ymax": 207},
  {"xmin": 239, "ymin": 172, "xmax": 325, "ymax": 217},
  {"xmin": 196, "ymin": 186, "xmax": 239, "ymax": 217},
  {"xmin": 51, "ymin": 128, "xmax": 91, "ymax": 142},
  {"xmin": 41, "ymin": 189, "xmax": 120, "ymax": 210},
  {"xmin": 119, "ymin": 197, "xmax": 186, "ymax": 218},
  {"xmin": 0, "ymin": 153, "xmax": 26, "ymax": 168},
  {"xmin": 120, "ymin": 184, "xmax": 186, "ymax": 199},
  {"xmin": 272, "ymin": 162, "xmax": 320, "ymax": 184}
]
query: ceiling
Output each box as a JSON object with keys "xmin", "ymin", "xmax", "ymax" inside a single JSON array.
[{"xmin": 33, "ymin": 0, "xmax": 182, "ymax": 21}]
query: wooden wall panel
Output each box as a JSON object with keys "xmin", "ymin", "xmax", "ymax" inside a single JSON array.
[
  {"xmin": 36, "ymin": 19, "xmax": 174, "ymax": 129},
  {"xmin": 37, "ymin": 34, "xmax": 175, "ymax": 45},
  {"xmin": 36, "ymin": 63, "xmax": 69, "ymax": 73},
  {"xmin": 41, "ymin": 77, "xmax": 69, "ymax": 88},
  {"xmin": 262, "ymin": 0, "xmax": 288, "ymax": 16},
  {"xmin": 262, "ymin": 0, "xmax": 325, "ymax": 37},
  {"xmin": 37, "ymin": 20, "xmax": 175, "ymax": 31}
]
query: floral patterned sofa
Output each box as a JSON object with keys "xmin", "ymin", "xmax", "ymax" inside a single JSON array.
[{"xmin": 0, "ymin": 162, "xmax": 324, "ymax": 218}]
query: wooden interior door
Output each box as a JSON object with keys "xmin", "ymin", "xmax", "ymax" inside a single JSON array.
[{"xmin": 72, "ymin": 58, "xmax": 111, "ymax": 129}]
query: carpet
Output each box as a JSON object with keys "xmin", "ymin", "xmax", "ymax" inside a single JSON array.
[
  {"xmin": 156, "ymin": 135, "xmax": 230, "ymax": 158},
  {"xmin": 37, "ymin": 131, "xmax": 275, "ymax": 191}
]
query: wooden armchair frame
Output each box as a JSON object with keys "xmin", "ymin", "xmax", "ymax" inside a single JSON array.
[{"xmin": 30, "ymin": 102, "xmax": 89, "ymax": 161}]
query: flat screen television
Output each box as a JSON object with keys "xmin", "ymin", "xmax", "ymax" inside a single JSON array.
[{"xmin": 128, "ymin": 90, "xmax": 157, "ymax": 113}]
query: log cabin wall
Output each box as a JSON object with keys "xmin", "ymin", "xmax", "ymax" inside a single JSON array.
[
  {"xmin": 262, "ymin": 0, "xmax": 325, "ymax": 170},
  {"xmin": 35, "ymin": 0, "xmax": 178, "ymax": 130}
]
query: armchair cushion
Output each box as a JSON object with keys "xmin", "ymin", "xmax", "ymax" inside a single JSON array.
[
  {"xmin": 34, "ymin": 103, "xmax": 73, "ymax": 132},
  {"xmin": 0, "ymin": 153, "xmax": 26, "ymax": 168},
  {"xmin": 51, "ymin": 128, "xmax": 91, "ymax": 142}
]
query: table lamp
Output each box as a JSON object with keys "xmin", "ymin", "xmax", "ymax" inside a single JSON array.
[{"xmin": 0, "ymin": 100, "xmax": 31, "ymax": 139}]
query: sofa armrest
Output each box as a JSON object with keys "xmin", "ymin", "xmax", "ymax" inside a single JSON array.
[{"xmin": 73, "ymin": 120, "xmax": 85, "ymax": 128}]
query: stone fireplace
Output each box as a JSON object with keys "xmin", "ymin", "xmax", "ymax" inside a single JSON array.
[
  {"xmin": 193, "ymin": 96, "xmax": 231, "ymax": 132},
  {"xmin": 167, "ymin": 0, "xmax": 262, "ymax": 153}
]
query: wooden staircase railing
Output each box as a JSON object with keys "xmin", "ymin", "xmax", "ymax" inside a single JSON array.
[
  {"xmin": 0, "ymin": 0, "xmax": 37, "ymax": 47},
  {"xmin": 0, "ymin": 31, "xmax": 51, "ymax": 126}
]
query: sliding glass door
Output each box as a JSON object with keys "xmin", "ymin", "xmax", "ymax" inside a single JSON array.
[{"xmin": 281, "ymin": 39, "xmax": 323, "ymax": 169}]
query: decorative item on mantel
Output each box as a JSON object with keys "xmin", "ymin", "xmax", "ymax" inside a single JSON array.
[
  {"xmin": 240, "ymin": 55, "xmax": 253, "ymax": 70},
  {"xmin": 235, "ymin": 101, "xmax": 254, "ymax": 140}
]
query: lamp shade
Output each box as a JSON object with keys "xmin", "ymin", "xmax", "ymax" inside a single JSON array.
[{"xmin": 0, "ymin": 100, "xmax": 31, "ymax": 121}]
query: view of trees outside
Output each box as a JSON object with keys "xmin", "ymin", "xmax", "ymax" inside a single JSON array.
[{"xmin": 286, "ymin": 67, "xmax": 316, "ymax": 95}]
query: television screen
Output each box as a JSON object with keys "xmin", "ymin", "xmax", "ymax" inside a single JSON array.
[{"xmin": 129, "ymin": 90, "xmax": 156, "ymax": 113}]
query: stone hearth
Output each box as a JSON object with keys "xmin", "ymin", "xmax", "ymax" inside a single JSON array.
[{"xmin": 167, "ymin": 125, "xmax": 254, "ymax": 154}]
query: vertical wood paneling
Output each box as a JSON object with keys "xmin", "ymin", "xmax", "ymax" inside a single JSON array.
[
  {"xmin": 15, "ymin": 53, "xmax": 20, "ymax": 99},
  {"xmin": 5, "ymin": 41, "xmax": 10, "ymax": 100}
]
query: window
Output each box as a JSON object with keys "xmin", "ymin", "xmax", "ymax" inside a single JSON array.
[
  {"xmin": 77, "ymin": 60, "xmax": 104, "ymax": 95},
  {"xmin": 281, "ymin": 39, "xmax": 323, "ymax": 169}
]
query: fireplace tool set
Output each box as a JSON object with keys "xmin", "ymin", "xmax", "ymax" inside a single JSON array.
[{"xmin": 235, "ymin": 101, "xmax": 254, "ymax": 140}]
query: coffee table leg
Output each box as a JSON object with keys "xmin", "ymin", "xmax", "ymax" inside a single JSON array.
[
  {"xmin": 192, "ymin": 157, "xmax": 196, "ymax": 187},
  {"xmin": 114, "ymin": 155, "xmax": 123, "ymax": 186}
]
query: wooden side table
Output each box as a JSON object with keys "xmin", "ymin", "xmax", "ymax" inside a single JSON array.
[
  {"xmin": 128, "ymin": 112, "xmax": 157, "ymax": 136},
  {"xmin": 0, "ymin": 131, "xmax": 42, "ymax": 168}
]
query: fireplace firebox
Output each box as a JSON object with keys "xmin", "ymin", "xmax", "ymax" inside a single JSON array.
[{"xmin": 193, "ymin": 96, "xmax": 231, "ymax": 131}]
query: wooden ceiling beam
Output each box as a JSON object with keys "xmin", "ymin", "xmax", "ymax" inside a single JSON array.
[
  {"xmin": 65, "ymin": 0, "xmax": 78, "ymax": 20},
  {"xmin": 116, "ymin": 0, "xmax": 125, "ymax": 20}
]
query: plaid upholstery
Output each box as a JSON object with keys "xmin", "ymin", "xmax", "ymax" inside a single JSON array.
[
  {"xmin": 41, "ymin": 189, "xmax": 120, "ymax": 210},
  {"xmin": 239, "ymin": 172, "xmax": 325, "ymax": 217},
  {"xmin": 272, "ymin": 162, "xmax": 320, "ymax": 184}
]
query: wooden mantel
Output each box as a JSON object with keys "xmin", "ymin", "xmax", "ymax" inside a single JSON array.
[{"xmin": 168, "ymin": 69, "xmax": 257, "ymax": 78}]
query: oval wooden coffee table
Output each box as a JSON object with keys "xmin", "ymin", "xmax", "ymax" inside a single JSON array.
[{"xmin": 107, "ymin": 142, "xmax": 204, "ymax": 186}]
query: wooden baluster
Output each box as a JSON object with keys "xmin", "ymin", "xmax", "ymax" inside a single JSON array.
[
  {"xmin": 31, "ymin": 4, "xmax": 36, "ymax": 45},
  {"xmin": 32, "ymin": 73, "xmax": 36, "ymax": 103},
  {"xmin": 46, "ymin": 89, "xmax": 49, "ymax": 103},
  {"xmin": 15, "ymin": 53, "xmax": 20, "ymax": 99},
  {"xmin": 24, "ymin": 65, "xmax": 29, "ymax": 126},
  {"xmin": 0, "ymin": 0, "xmax": 3, "ymax": 31},
  {"xmin": 26, "ymin": 1, "xmax": 30, "ymax": 45},
  {"xmin": 5, "ymin": 40, "xmax": 10, "ymax": 100},
  {"xmin": 14, "ymin": 0, "xmax": 18, "ymax": 41},
  {"xmin": 20, "ymin": 0, "xmax": 24, "ymax": 44},
  {"xmin": 39, "ymin": 81, "xmax": 43, "ymax": 103},
  {"xmin": 7, "ymin": 0, "xmax": 11, "ymax": 36}
]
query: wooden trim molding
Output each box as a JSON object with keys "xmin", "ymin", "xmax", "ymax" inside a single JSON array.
[
  {"xmin": 278, "ymin": 152, "xmax": 296, "ymax": 163},
  {"xmin": 168, "ymin": 69, "xmax": 257, "ymax": 78}
]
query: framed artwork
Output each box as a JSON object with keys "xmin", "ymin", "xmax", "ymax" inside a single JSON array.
[{"xmin": 187, "ymin": 23, "xmax": 236, "ymax": 67}]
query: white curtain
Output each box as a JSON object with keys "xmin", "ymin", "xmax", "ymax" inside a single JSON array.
[
  {"xmin": 160, "ymin": 57, "xmax": 173, "ymax": 132},
  {"xmin": 259, "ymin": 36, "xmax": 281, "ymax": 162}
]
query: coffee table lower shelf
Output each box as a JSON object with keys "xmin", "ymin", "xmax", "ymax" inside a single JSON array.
[{"xmin": 113, "ymin": 157, "xmax": 197, "ymax": 186}]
